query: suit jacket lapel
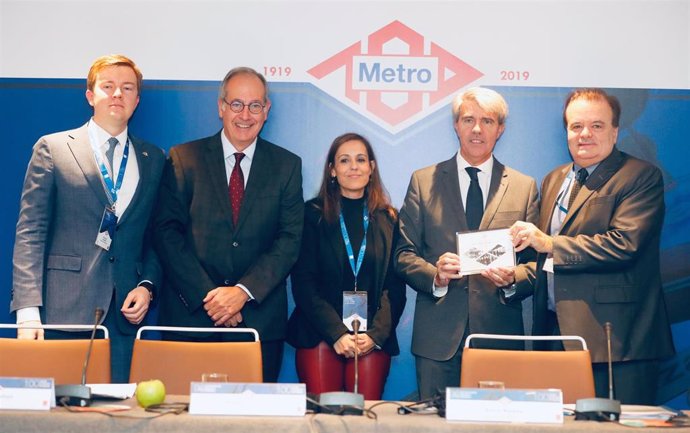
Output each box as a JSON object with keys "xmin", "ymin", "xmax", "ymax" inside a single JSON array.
[
  {"xmin": 117, "ymin": 136, "xmax": 147, "ymax": 226},
  {"xmin": 204, "ymin": 132, "xmax": 235, "ymax": 231},
  {"xmin": 540, "ymin": 165, "xmax": 569, "ymax": 232},
  {"xmin": 561, "ymin": 149, "xmax": 625, "ymax": 230},
  {"xmin": 66, "ymin": 124, "xmax": 111, "ymax": 209},
  {"xmin": 480, "ymin": 158, "xmax": 507, "ymax": 229},
  {"xmin": 236, "ymin": 138, "xmax": 269, "ymax": 232},
  {"xmin": 439, "ymin": 156, "xmax": 468, "ymax": 231}
]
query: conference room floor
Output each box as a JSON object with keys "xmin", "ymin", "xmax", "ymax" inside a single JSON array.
[{"xmin": 1, "ymin": 397, "xmax": 684, "ymax": 433}]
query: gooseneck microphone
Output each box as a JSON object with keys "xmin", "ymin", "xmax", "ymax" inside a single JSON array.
[
  {"xmin": 55, "ymin": 308, "xmax": 104, "ymax": 407},
  {"xmin": 575, "ymin": 321, "xmax": 621, "ymax": 421},
  {"xmin": 82, "ymin": 308, "xmax": 104, "ymax": 386},
  {"xmin": 316, "ymin": 318, "xmax": 365, "ymax": 415},
  {"xmin": 352, "ymin": 319, "xmax": 361, "ymax": 395},
  {"xmin": 604, "ymin": 322, "xmax": 615, "ymax": 401}
]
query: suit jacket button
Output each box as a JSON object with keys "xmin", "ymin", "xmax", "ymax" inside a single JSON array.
[
  {"xmin": 224, "ymin": 280, "xmax": 231, "ymax": 285},
  {"xmin": 109, "ymin": 257, "xmax": 115, "ymax": 263},
  {"xmin": 232, "ymin": 241, "xmax": 239, "ymax": 247}
]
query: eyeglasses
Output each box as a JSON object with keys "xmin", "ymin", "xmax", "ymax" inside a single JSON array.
[{"xmin": 223, "ymin": 98, "xmax": 265, "ymax": 114}]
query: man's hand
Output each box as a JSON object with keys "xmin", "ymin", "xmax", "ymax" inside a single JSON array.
[
  {"xmin": 203, "ymin": 286, "xmax": 249, "ymax": 326},
  {"xmin": 17, "ymin": 320, "xmax": 44, "ymax": 340},
  {"xmin": 121, "ymin": 286, "xmax": 152, "ymax": 324},
  {"xmin": 510, "ymin": 221, "xmax": 553, "ymax": 253},
  {"xmin": 221, "ymin": 312, "xmax": 244, "ymax": 328},
  {"xmin": 434, "ymin": 252, "xmax": 463, "ymax": 286},
  {"xmin": 481, "ymin": 266, "xmax": 516, "ymax": 288}
]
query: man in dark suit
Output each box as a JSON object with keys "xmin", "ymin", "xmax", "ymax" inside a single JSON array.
[
  {"xmin": 395, "ymin": 87, "xmax": 539, "ymax": 399},
  {"xmin": 11, "ymin": 54, "xmax": 165, "ymax": 382},
  {"xmin": 153, "ymin": 67, "xmax": 303, "ymax": 382},
  {"xmin": 510, "ymin": 88, "xmax": 675, "ymax": 404}
]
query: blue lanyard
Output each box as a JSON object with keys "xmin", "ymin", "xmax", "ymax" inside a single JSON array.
[
  {"xmin": 339, "ymin": 201, "xmax": 369, "ymax": 291},
  {"xmin": 92, "ymin": 138, "xmax": 130, "ymax": 209}
]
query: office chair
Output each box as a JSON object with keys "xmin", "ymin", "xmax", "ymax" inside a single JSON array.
[
  {"xmin": 460, "ymin": 333, "xmax": 595, "ymax": 403},
  {"xmin": 0, "ymin": 324, "xmax": 111, "ymax": 384},
  {"xmin": 129, "ymin": 326, "xmax": 263, "ymax": 394}
]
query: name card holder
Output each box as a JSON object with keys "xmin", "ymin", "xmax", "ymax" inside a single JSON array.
[
  {"xmin": 446, "ymin": 387, "xmax": 563, "ymax": 424},
  {"xmin": 189, "ymin": 382, "xmax": 306, "ymax": 416},
  {"xmin": 0, "ymin": 377, "xmax": 54, "ymax": 411}
]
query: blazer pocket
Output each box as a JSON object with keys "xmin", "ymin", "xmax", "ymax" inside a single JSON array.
[
  {"xmin": 588, "ymin": 195, "xmax": 615, "ymax": 206},
  {"xmin": 492, "ymin": 211, "xmax": 522, "ymax": 227},
  {"xmin": 595, "ymin": 285, "xmax": 637, "ymax": 304},
  {"xmin": 46, "ymin": 255, "xmax": 82, "ymax": 272}
]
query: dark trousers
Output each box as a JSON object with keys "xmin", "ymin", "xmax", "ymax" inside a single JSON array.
[
  {"xmin": 44, "ymin": 296, "xmax": 133, "ymax": 383},
  {"xmin": 162, "ymin": 330, "xmax": 283, "ymax": 382},
  {"xmin": 295, "ymin": 341, "xmax": 391, "ymax": 400},
  {"xmin": 543, "ymin": 310, "xmax": 660, "ymax": 405}
]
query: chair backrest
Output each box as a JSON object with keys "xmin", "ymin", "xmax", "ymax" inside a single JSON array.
[
  {"xmin": 129, "ymin": 326, "xmax": 263, "ymax": 394},
  {"xmin": 0, "ymin": 324, "xmax": 111, "ymax": 384},
  {"xmin": 460, "ymin": 334, "xmax": 595, "ymax": 404}
]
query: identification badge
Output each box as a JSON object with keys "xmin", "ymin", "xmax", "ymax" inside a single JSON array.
[
  {"xmin": 95, "ymin": 207, "xmax": 118, "ymax": 251},
  {"xmin": 342, "ymin": 291, "xmax": 367, "ymax": 332}
]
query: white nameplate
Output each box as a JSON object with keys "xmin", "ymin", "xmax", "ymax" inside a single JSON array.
[
  {"xmin": 446, "ymin": 387, "xmax": 563, "ymax": 424},
  {"xmin": 0, "ymin": 377, "xmax": 54, "ymax": 411},
  {"xmin": 189, "ymin": 382, "xmax": 306, "ymax": 416}
]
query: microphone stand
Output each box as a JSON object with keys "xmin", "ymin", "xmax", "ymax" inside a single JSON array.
[
  {"xmin": 318, "ymin": 318, "xmax": 365, "ymax": 415},
  {"xmin": 55, "ymin": 308, "xmax": 104, "ymax": 407},
  {"xmin": 575, "ymin": 322, "xmax": 621, "ymax": 421}
]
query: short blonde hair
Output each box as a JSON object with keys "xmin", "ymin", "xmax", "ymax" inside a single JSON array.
[
  {"xmin": 452, "ymin": 87, "xmax": 508, "ymax": 124},
  {"xmin": 87, "ymin": 54, "xmax": 143, "ymax": 95}
]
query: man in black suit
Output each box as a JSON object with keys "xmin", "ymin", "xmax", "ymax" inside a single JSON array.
[{"xmin": 153, "ymin": 67, "xmax": 304, "ymax": 381}]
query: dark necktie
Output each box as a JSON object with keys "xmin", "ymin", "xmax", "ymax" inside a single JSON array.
[
  {"xmin": 465, "ymin": 167, "xmax": 483, "ymax": 230},
  {"xmin": 567, "ymin": 168, "xmax": 589, "ymax": 210},
  {"xmin": 106, "ymin": 137, "xmax": 118, "ymax": 174},
  {"xmin": 229, "ymin": 153, "xmax": 245, "ymax": 226}
]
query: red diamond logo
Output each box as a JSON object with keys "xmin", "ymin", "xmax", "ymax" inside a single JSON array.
[{"xmin": 308, "ymin": 21, "xmax": 483, "ymax": 131}]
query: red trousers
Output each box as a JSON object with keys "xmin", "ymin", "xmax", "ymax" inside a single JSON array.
[{"xmin": 295, "ymin": 341, "xmax": 391, "ymax": 400}]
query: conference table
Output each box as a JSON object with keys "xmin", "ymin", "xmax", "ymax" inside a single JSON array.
[{"xmin": 2, "ymin": 396, "xmax": 684, "ymax": 433}]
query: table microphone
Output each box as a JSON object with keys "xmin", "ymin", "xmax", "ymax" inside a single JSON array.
[
  {"xmin": 317, "ymin": 318, "xmax": 365, "ymax": 415},
  {"xmin": 55, "ymin": 308, "xmax": 104, "ymax": 407},
  {"xmin": 575, "ymin": 321, "xmax": 621, "ymax": 421}
]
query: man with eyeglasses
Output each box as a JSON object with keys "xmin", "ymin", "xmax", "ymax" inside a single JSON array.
[
  {"xmin": 153, "ymin": 67, "xmax": 303, "ymax": 382},
  {"xmin": 509, "ymin": 88, "xmax": 674, "ymax": 404}
]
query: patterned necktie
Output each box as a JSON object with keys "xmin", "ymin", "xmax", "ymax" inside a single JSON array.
[
  {"xmin": 229, "ymin": 153, "xmax": 245, "ymax": 226},
  {"xmin": 106, "ymin": 137, "xmax": 118, "ymax": 174},
  {"xmin": 567, "ymin": 168, "xmax": 589, "ymax": 210},
  {"xmin": 465, "ymin": 167, "xmax": 483, "ymax": 230}
]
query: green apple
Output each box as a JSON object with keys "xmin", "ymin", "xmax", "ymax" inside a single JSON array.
[{"xmin": 135, "ymin": 379, "xmax": 166, "ymax": 408}]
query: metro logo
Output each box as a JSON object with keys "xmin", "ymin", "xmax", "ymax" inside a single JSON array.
[{"xmin": 308, "ymin": 21, "xmax": 483, "ymax": 131}]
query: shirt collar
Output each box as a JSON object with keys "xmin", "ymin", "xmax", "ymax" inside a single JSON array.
[
  {"xmin": 456, "ymin": 153, "xmax": 494, "ymax": 179},
  {"xmin": 221, "ymin": 130, "xmax": 257, "ymax": 162},
  {"xmin": 88, "ymin": 118, "xmax": 128, "ymax": 149}
]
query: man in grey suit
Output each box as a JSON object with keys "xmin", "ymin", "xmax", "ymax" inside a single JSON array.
[
  {"xmin": 510, "ymin": 88, "xmax": 674, "ymax": 404},
  {"xmin": 396, "ymin": 87, "xmax": 539, "ymax": 399},
  {"xmin": 11, "ymin": 54, "xmax": 165, "ymax": 382},
  {"xmin": 153, "ymin": 67, "xmax": 303, "ymax": 382}
]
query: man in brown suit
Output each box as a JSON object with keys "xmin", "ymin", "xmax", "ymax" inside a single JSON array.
[
  {"xmin": 511, "ymin": 88, "xmax": 674, "ymax": 404},
  {"xmin": 396, "ymin": 87, "xmax": 539, "ymax": 399}
]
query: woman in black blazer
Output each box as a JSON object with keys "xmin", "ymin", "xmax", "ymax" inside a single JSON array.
[{"xmin": 287, "ymin": 132, "xmax": 406, "ymax": 400}]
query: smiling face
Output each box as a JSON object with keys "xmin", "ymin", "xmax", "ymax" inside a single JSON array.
[
  {"xmin": 85, "ymin": 65, "xmax": 140, "ymax": 135},
  {"xmin": 565, "ymin": 97, "xmax": 619, "ymax": 167},
  {"xmin": 218, "ymin": 73, "xmax": 270, "ymax": 151},
  {"xmin": 329, "ymin": 139, "xmax": 375, "ymax": 199},
  {"xmin": 455, "ymin": 100, "xmax": 505, "ymax": 166}
]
